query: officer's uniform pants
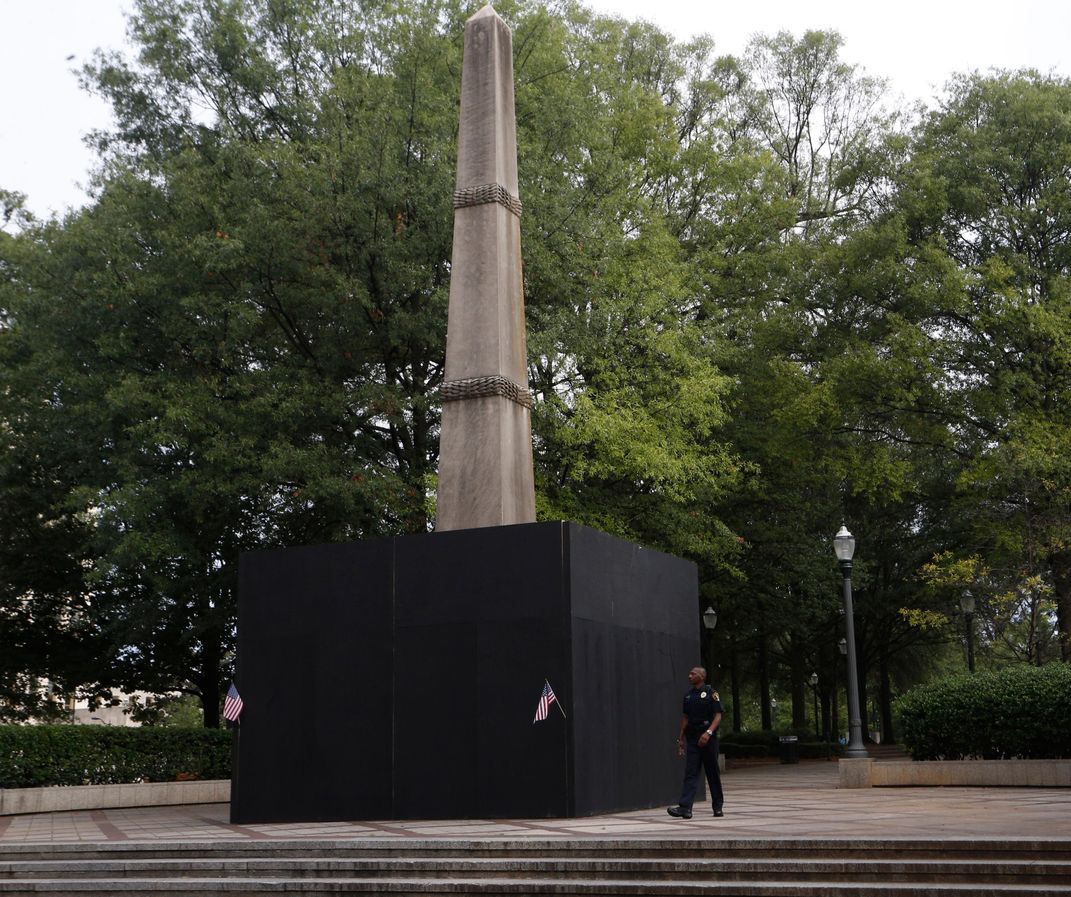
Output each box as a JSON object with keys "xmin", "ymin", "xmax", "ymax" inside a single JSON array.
[{"xmin": 678, "ymin": 733, "xmax": 723, "ymax": 811}]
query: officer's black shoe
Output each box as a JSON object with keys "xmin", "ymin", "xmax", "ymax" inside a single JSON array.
[
  {"xmin": 667, "ymin": 805, "xmax": 692, "ymax": 819},
  {"xmin": 713, "ymin": 809, "xmax": 724, "ymax": 817}
]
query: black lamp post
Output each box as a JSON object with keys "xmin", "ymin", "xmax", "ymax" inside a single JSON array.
[
  {"xmin": 702, "ymin": 606, "xmax": 717, "ymax": 674},
  {"xmin": 960, "ymin": 590, "xmax": 976, "ymax": 673},
  {"xmin": 834, "ymin": 524, "xmax": 868, "ymax": 759},
  {"xmin": 835, "ymin": 638, "xmax": 847, "ymax": 742},
  {"xmin": 808, "ymin": 672, "xmax": 820, "ymax": 740}
]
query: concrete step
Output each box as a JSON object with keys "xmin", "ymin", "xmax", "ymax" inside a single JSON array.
[
  {"xmin": 5, "ymin": 839, "xmax": 1071, "ymax": 861},
  {"xmin": 2, "ymin": 877, "xmax": 1071, "ymax": 895},
  {"xmin": 2, "ymin": 856, "xmax": 1070, "ymax": 884},
  {"xmin": 2, "ymin": 839, "xmax": 1070, "ymax": 895}
]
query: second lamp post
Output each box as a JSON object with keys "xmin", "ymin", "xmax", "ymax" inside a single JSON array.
[
  {"xmin": 702, "ymin": 606, "xmax": 718, "ymax": 674},
  {"xmin": 960, "ymin": 590, "xmax": 976, "ymax": 673},
  {"xmin": 834, "ymin": 525, "xmax": 868, "ymax": 759},
  {"xmin": 808, "ymin": 672, "xmax": 820, "ymax": 741}
]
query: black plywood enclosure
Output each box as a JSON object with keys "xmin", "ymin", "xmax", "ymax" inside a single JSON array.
[{"xmin": 231, "ymin": 521, "xmax": 698, "ymax": 823}]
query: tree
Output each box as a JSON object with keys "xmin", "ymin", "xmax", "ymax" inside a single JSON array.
[
  {"xmin": 515, "ymin": 7, "xmax": 742, "ymax": 566},
  {"xmin": 691, "ymin": 30, "xmax": 939, "ymax": 732},
  {"xmin": 6, "ymin": 5, "xmax": 1065, "ymax": 733},
  {"xmin": 1, "ymin": 0, "xmax": 466, "ymax": 723},
  {"xmin": 904, "ymin": 71, "xmax": 1071, "ymax": 662},
  {"xmin": 743, "ymin": 30, "xmax": 895, "ymax": 237},
  {"xmin": 1, "ymin": 0, "xmax": 748, "ymax": 722}
]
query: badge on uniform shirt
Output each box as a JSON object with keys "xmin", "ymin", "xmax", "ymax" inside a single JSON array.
[{"xmin": 700, "ymin": 692, "xmax": 707, "ymax": 699}]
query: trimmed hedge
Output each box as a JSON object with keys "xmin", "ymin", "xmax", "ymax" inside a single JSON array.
[
  {"xmin": 796, "ymin": 742, "xmax": 839, "ymax": 760},
  {"xmin": 0, "ymin": 725, "xmax": 232, "ymax": 788},
  {"xmin": 896, "ymin": 663, "xmax": 1071, "ymax": 761},
  {"xmin": 720, "ymin": 743, "xmax": 769, "ymax": 759},
  {"xmin": 720, "ymin": 729, "xmax": 837, "ymax": 759}
]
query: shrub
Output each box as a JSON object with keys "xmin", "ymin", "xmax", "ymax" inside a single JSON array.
[
  {"xmin": 0, "ymin": 725, "xmax": 232, "ymax": 788},
  {"xmin": 797, "ymin": 741, "xmax": 839, "ymax": 760},
  {"xmin": 720, "ymin": 743, "xmax": 769, "ymax": 759},
  {"xmin": 896, "ymin": 664, "xmax": 1071, "ymax": 760},
  {"xmin": 720, "ymin": 729, "xmax": 837, "ymax": 759},
  {"xmin": 720, "ymin": 731, "xmax": 779, "ymax": 749}
]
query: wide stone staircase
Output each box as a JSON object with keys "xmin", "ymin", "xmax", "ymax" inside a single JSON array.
[{"xmin": 2, "ymin": 837, "xmax": 1071, "ymax": 895}]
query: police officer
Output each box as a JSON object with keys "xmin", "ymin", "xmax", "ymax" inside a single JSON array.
[{"xmin": 667, "ymin": 666, "xmax": 724, "ymax": 819}]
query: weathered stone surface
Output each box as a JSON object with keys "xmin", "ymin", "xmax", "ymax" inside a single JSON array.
[
  {"xmin": 839, "ymin": 757, "xmax": 1071, "ymax": 788},
  {"xmin": 454, "ymin": 6, "xmax": 519, "ymax": 200},
  {"xmin": 0, "ymin": 780, "xmax": 230, "ymax": 816},
  {"xmin": 442, "ymin": 202, "xmax": 525, "ymax": 384},
  {"xmin": 838, "ymin": 758, "xmax": 875, "ymax": 789},
  {"xmin": 437, "ymin": 396, "xmax": 534, "ymax": 529},
  {"xmin": 436, "ymin": 4, "xmax": 535, "ymax": 531}
]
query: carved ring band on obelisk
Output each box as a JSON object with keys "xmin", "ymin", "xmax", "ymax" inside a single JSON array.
[
  {"xmin": 452, "ymin": 183, "xmax": 523, "ymax": 217},
  {"xmin": 441, "ymin": 375, "xmax": 534, "ymax": 409},
  {"xmin": 436, "ymin": 5, "xmax": 537, "ymax": 532}
]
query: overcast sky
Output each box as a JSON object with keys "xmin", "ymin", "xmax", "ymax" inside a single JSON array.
[{"xmin": 2, "ymin": 0, "xmax": 1069, "ymax": 220}]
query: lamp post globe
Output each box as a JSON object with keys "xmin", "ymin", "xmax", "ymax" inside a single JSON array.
[
  {"xmin": 702, "ymin": 607, "xmax": 718, "ymax": 631},
  {"xmin": 834, "ymin": 525, "xmax": 856, "ymax": 564},
  {"xmin": 835, "ymin": 524, "xmax": 868, "ymax": 759}
]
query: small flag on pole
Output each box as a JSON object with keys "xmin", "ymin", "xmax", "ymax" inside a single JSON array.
[
  {"xmin": 223, "ymin": 683, "xmax": 244, "ymax": 723},
  {"xmin": 533, "ymin": 679, "xmax": 566, "ymax": 723}
]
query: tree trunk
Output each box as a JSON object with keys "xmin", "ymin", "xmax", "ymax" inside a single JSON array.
[
  {"xmin": 201, "ymin": 681, "xmax": 221, "ymax": 729},
  {"xmin": 790, "ymin": 637, "xmax": 806, "ymax": 729},
  {"xmin": 704, "ymin": 628, "xmax": 716, "ymax": 685},
  {"xmin": 1052, "ymin": 549, "xmax": 1071, "ymax": 663},
  {"xmin": 831, "ymin": 633, "xmax": 842, "ymax": 742},
  {"xmin": 879, "ymin": 652, "xmax": 895, "ymax": 743},
  {"xmin": 730, "ymin": 646, "xmax": 742, "ymax": 733},
  {"xmin": 407, "ymin": 404, "xmax": 431, "ymax": 533},
  {"xmin": 831, "ymin": 679, "xmax": 841, "ymax": 743},
  {"xmin": 758, "ymin": 635, "xmax": 772, "ymax": 730},
  {"xmin": 200, "ymin": 633, "xmax": 222, "ymax": 729}
]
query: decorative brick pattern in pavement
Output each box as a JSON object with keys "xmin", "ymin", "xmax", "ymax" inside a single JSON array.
[{"xmin": 2, "ymin": 762, "xmax": 1069, "ymax": 844}]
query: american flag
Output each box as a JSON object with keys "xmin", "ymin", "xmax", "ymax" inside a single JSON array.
[
  {"xmin": 223, "ymin": 683, "xmax": 244, "ymax": 723},
  {"xmin": 533, "ymin": 680, "xmax": 558, "ymax": 723}
]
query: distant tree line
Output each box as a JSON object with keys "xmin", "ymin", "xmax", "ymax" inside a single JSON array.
[{"xmin": 1, "ymin": 0, "xmax": 1068, "ymax": 732}]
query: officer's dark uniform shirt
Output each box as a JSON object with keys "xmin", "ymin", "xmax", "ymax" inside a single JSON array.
[{"xmin": 683, "ymin": 686, "xmax": 724, "ymax": 737}]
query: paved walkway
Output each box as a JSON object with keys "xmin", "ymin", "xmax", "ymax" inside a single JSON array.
[{"xmin": 2, "ymin": 762, "xmax": 1069, "ymax": 844}]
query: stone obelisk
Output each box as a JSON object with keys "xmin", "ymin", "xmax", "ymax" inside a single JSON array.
[{"xmin": 436, "ymin": 4, "xmax": 536, "ymax": 532}]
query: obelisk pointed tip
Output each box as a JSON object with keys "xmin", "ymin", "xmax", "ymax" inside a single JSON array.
[{"xmin": 468, "ymin": 4, "xmax": 507, "ymax": 26}]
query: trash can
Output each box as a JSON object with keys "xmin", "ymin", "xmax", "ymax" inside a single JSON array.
[{"xmin": 778, "ymin": 735, "xmax": 799, "ymax": 764}]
